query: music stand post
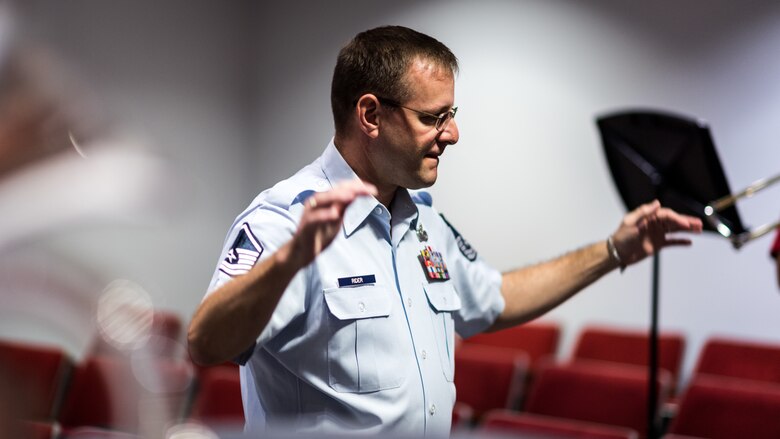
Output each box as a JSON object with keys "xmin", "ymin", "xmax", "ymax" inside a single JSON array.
[{"xmin": 596, "ymin": 110, "xmax": 744, "ymax": 439}]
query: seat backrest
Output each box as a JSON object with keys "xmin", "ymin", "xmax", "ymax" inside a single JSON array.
[
  {"xmin": 571, "ymin": 325, "xmax": 685, "ymax": 391},
  {"xmin": 524, "ymin": 361, "xmax": 670, "ymax": 438},
  {"xmin": 693, "ymin": 337, "xmax": 780, "ymax": 384},
  {"xmin": 0, "ymin": 339, "xmax": 72, "ymax": 420},
  {"xmin": 464, "ymin": 321, "xmax": 560, "ymax": 366},
  {"xmin": 451, "ymin": 401, "xmax": 474, "ymax": 431},
  {"xmin": 454, "ymin": 344, "xmax": 529, "ymax": 418},
  {"xmin": 188, "ymin": 365, "xmax": 244, "ymax": 425},
  {"xmin": 668, "ymin": 376, "xmax": 780, "ymax": 439},
  {"xmin": 58, "ymin": 355, "xmax": 192, "ymax": 432},
  {"xmin": 18, "ymin": 420, "xmax": 58, "ymax": 439},
  {"xmin": 481, "ymin": 409, "xmax": 639, "ymax": 439}
]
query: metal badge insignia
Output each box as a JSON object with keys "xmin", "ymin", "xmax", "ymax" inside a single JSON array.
[
  {"xmin": 418, "ymin": 245, "xmax": 450, "ymax": 281},
  {"xmin": 416, "ymin": 223, "xmax": 428, "ymax": 242}
]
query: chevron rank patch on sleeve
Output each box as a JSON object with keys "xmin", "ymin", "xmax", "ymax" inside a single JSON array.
[{"xmin": 219, "ymin": 223, "xmax": 264, "ymax": 277}]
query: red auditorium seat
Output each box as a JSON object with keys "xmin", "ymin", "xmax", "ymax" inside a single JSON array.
[
  {"xmin": 667, "ymin": 376, "xmax": 780, "ymax": 439},
  {"xmin": 480, "ymin": 409, "xmax": 639, "ymax": 439},
  {"xmin": 58, "ymin": 355, "xmax": 192, "ymax": 434},
  {"xmin": 19, "ymin": 420, "xmax": 59, "ymax": 439},
  {"xmin": 453, "ymin": 344, "xmax": 529, "ymax": 420},
  {"xmin": 451, "ymin": 401, "xmax": 474, "ymax": 431},
  {"xmin": 0, "ymin": 339, "xmax": 72, "ymax": 420},
  {"xmin": 571, "ymin": 325, "xmax": 685, "ymax": 392},
  {"xmin": 189, "ymin": 364, "xmax": 244, "ymax": 426},
  {"xmin": 692, "ymin": 336, "xmax": 780, "ymax": 384},
  {"xmin": 523, "ymin": 361, "xmax": 670, "ymax": 438},
  {"xmin": 464, "ymin": 320, "xmax": 560, "ymax": 368}
]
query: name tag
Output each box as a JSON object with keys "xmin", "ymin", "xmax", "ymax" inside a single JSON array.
[{"xmin": 338, "ymin": 274, "xmax": 376, "ymax": 287}]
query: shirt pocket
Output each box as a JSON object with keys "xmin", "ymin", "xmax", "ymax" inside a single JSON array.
[
  {"xmin": 323, "ymin": 284, "xmax": 404, "ymax": 393},
  {"xmin": 422, "ymin": 282, "xmax": 462, "ymax": 382}
]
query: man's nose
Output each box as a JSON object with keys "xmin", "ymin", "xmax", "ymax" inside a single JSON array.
[{"xmin": 439, "ymin": 118, "xmax": 459, "ymax": 145}]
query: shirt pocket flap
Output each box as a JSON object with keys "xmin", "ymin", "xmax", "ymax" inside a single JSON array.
[
  {"xmin": 422, "ymin": 282, "xmax": 462, "ymax": 312},
  {"xmin": 324, "ymin": 285, "xmax": 392, "ymax": 320}
]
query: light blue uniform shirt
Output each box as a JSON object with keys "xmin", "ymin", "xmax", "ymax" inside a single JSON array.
[{"xmin": 205, "ymin": 140, "xmax": 504, "ymax": 436}]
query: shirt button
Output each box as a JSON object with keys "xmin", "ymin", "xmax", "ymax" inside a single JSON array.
[
  {"xmin": 421, "ymin": 349, "xmax": 427, "ymax": 360},
  {"xmin": 374, "ymin": 207, "xmax": 382, "ymax": 215},
  {"xmin": 406, "ymin": 297, "xmax": 412, "ymax": 308},
  {"xmin": 429, "ymin": 404, "xmax": 436, "ymax": 416},
  {"xmin": 358, "ymin": 301, "xmax": 366, "ymax": 312}
]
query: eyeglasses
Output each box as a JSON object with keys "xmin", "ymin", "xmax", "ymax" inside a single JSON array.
[{"xmin": 377, "ymin": 97, "xmax": 458, "ymax": 132}]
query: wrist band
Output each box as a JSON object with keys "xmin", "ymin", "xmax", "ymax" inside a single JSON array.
[{"xmin": 607, "ymin": 235, "xmax": 625, "ymax": 273}]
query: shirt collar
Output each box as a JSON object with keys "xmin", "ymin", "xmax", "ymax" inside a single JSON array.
[
  {"xmin": 390, "ymin": 187, "xmax": 420, "ymax": 247},
  {"xmin": 321, "ymin": 139, "xmax": 378, "ymax": 237},
  {"xmin": 320, "ymin": 139, "xmax": 419, "ymax": 238}
]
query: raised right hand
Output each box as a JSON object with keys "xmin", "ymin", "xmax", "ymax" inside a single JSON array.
[{"xmin": 289, "ymin": 179, "xmax": 377, "ymax": 267}]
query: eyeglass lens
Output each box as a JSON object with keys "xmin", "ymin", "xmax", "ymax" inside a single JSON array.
[{"xmin": 435, "ymin": 109, "xmax": 457, "ymax": 132}]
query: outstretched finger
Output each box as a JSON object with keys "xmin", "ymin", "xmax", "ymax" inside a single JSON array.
[
  {"xmin": 655, "ymin": 208, "xmax": 703, "ymax": 233},
  {"xmin": 662, "ymin": 237, "xmax": 693, "ymax": 247},
  {"xmin": 624, "ymin": 199, "xmax": 661, "ymax": 226}
]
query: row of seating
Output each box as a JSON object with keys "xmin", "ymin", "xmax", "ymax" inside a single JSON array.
[
  {"xmin": 2, "ymin": 349, "xmax": 242, "ymax": 438},
  {"xmin": 0, "ymin": 310, "xmax": 243, "ymax": 439},
  {"xmin": 3, "ymin": 313, "xmax": 780, "ymax": 438},
  {"xmin": 455, "ymin": 373, "xmax": 780, "ymax": 439},
  {"xmin": 462, "ymin": 322, "xmax": 688, "ymax": 390},
  {"xmin": 453, "ymin": 321, "xmax": 780, "ymax": 438}
]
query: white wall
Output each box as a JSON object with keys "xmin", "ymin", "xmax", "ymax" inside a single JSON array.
[{"xmin": 8, "ymin": 1, "xmax": 780, "ymax": 384}]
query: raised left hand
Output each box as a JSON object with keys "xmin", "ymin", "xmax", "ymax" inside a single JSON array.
[{"xmin": 611, "ymin": 200, "xmax": 703, "ymax": 268}]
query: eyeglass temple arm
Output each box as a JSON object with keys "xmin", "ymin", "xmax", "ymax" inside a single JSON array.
[{"xmin": 704, "ymin": 172, "xmax": 780, "ymax": 249}]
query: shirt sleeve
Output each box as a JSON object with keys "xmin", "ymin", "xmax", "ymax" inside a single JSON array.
[
  {"xmin": 204, "ymin": 202, "xmax": 309, "ymax": 360},
  {"xmin": 437, "ymin": 213, "xmax": 505, "ymax": 339}
]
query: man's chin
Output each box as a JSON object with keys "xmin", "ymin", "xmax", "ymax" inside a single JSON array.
[{"xmin": 406, "ymin": 174, "xmax": 437, "ymax": 190}]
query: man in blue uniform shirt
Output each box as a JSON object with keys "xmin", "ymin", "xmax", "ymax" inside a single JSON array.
[{"xmin": 188, "ymin": 26, "xmax": 702, "ymax": 435}]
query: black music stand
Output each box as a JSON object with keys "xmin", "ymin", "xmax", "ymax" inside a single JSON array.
[{"xmin": 596, "ymin": 110, "xmax": 745, "ymax": 439}]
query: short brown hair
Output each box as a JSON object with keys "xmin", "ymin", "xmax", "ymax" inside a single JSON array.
[{"xmin": 330, "ymin": 26, "xmax": 458, "ymax": 133}]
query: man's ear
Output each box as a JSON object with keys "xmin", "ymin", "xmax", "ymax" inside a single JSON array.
[{"xmin": 356, "ymin": 94, "xmax": 380, "ymax": 139}]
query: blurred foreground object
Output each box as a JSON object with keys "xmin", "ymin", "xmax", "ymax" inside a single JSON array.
[
  {"xmin": 0, "ymin": 4, "xmax": 176, "ymax": 248},
  {"xmin": 0, "ymin": 137, "xmax": 176, "ymax": 249},
  {"xmin": 771, "ymin": 228, "xmax": 780, "ymax": 288},
  {"xmin": 0, "ymin": 15, "xmax": 103, "ymax": 179},
  {"xmin": 0, "ymin": 4, "xmax": 181, "ymax": 438},
  {"xmin": 0, "ymin": 45, "xmax": 176, "ymax": 248}
]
